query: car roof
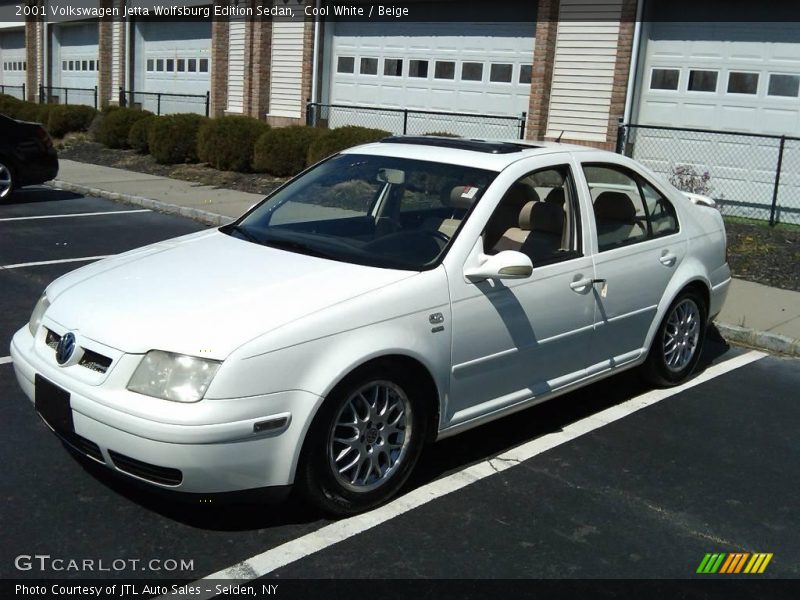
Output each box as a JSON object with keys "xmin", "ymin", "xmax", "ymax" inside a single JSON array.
[{"xmin": 342, "ymin": 136, "xmax": 599, "ymax": 171}]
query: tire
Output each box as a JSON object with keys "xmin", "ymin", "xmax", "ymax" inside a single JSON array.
[
  {"xmin": 642, "ymin": 288, "xmax": 707, "ymax": 387},
  {"xmin": 0, "ymin": 159, "xmax": 15, "ymax": 201},
  {"xmin": 296, "ymin": 362, "xmax": 429, "ymax": 517}
]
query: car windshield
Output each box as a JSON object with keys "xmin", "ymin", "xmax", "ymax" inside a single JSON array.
[{"xmin": 225, "ymin": 153, "xmax": 498, "ymax": 270}]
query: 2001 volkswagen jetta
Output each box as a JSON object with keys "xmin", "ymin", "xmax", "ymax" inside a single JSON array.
[{"xmin": 11, "ymin": 137, "xmax": 730, "ymax": 515}]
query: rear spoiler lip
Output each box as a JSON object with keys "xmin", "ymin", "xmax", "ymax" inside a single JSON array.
[{"xmin": 684, "ymin": 192, "xmax": 717, "ymax": 208}]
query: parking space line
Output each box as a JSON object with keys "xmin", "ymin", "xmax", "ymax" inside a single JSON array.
[
  {"xmin": 1, "ymin": 256, "xmax": 110, "ymax": 270},
  {"xmin": 0, "ymin": 356, "xmax": 11, "ymax": 366},
  {"xmin": 0, "ymin": 209, "xmax": 151, "ymax": 222},
  {"xmin": 171, "ymin": 349, "xmax": 767, "ymax": 597}
]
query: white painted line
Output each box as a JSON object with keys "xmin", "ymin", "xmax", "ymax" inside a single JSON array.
[
  {"xmin": 1, "ymin": 256, "xmax": 109, "ymax": 270},
  {"xmin": 0, "ymin": 356, "xmax": 11, "ymax": 366},
  {"xmin": 0, "ymin": 209, "xmax": 151, "ymax": 222},
  {"xmin": 169, "ymin": 349, "xmax": 767, "ymax": 598}
]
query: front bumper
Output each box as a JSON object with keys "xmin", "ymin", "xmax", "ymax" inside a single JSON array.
[{"xmin": 10, "ymin": 326, "xmax": 321, "ymax": 494}]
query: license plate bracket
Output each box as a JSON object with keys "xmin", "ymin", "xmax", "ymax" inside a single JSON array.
[{"xmin": 34, "ymin": 375, "xmax": 74, "ymax": 435}]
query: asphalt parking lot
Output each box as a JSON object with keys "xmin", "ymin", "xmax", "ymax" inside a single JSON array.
[{"xmin": 1, "ymin": 186, "xmax": 799, "ymax": 597}]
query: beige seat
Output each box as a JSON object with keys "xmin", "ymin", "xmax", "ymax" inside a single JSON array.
[
  {"xmin": 484, "ymin": 182, "xmax": 539, "ymax": 250},
  {"xmin": 593, "ymin": 191, "xmax": 646, "ymax": 249},
  {"xmin": 421, "ymin": 185, "xmax": 479, "ymax": 238},
  {"xmin": 492, "ymin": 200, "xmax": 564, "ymax": 263}
]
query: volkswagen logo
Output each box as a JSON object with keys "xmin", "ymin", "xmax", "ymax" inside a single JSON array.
[{"xmin": 55, "ymin": 332, "xmax": 77, "ymax": 366}]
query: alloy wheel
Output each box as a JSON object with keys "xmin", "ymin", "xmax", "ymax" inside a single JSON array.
[{"xmin": 663, "ymin": 298, "xmax": 701, "ymax": 372}]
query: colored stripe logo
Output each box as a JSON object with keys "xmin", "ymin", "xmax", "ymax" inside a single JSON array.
[{"xmin": 697, "ymin": 553, "xmax": 773, "ymax": 574}]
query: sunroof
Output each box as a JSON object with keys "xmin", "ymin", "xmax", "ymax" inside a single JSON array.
[{"xmin": 379, "ymin": 136, "xmax": 535, "ymax": 154}]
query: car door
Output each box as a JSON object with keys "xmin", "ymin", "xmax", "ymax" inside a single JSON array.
[
  {"xmin": 445, "ymin": 156, "xmax": 596, "ymax": 427},
  {"xmin": 577, "ymin": 158, "xmax": 687, "ymax": 371}
]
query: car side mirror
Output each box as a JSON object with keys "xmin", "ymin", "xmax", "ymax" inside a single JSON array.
[{"xmin": 464, "ymin": 250, "xmax": 533, "ymax": 282}]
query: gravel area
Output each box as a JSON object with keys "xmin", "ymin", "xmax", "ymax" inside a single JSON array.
[{"xmin": 56, "ymin": 136, "xmax": 800, "ymax": 292}]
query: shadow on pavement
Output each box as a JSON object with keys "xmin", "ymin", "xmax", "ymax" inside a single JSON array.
[
  {"xmin": 62, "ymin": 333, "xmax": 731, "ymax": 530},
  {"xmin": 5, "ymin": 187, "xmax": 84, "ymax": 204}
]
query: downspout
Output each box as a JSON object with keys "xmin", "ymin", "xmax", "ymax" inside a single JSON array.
[
  {"xmin": 310, "ymin": 0, "xmax": 321, "ymax": 104},
  {"xmin": 622, "ymin": 0, "xmax": 643, "ymax": 125}
]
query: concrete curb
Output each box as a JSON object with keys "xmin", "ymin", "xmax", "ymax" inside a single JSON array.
[
  {"xmin": 49, "ymin": 179, "xmax": 800, "ymax": 359},
  {"xmin": 714, "ymin": 322, "xmax": 800, "ymax": 358},
  {"xmin": 50, "ymin": 180, "xmax": 235, "ymax": 227}
]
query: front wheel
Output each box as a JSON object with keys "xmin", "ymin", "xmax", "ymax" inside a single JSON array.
[
  {"xmin": 642, "ymin": 289, "xmax": 707, "ymax": 387},
  {"xmin": 0, "ymin": 160, "xmax": 15, "ymax": 201},
  {"xmin": 296, "ymin": 364, "xmax": 428, "ymax": 517}
]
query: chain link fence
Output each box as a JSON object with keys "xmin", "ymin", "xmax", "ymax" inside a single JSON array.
[
  {"xmin": 0, "ymin": 83, "xmax": 24, "ymax": 100},
  {"xmin": 119, "ymin": 89, "xmax": 209, "ymax": 117},
  {"xmin": 308, "ymin": 103, "xmax": 527, "ymax": 140},
  {"xmin": 619, "ymin": 124, "xmax": 800, "ymax": 226}
]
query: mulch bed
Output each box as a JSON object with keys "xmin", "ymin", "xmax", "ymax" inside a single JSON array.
[{"xmin": 56, "ymin": 137, "xmax": 800, "ymax": 293}]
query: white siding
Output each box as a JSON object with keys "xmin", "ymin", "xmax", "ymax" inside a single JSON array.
[
  {"xmin": 111, "ymin": 19, "xmax": 122, "ymax": 98},
  {"xmin": 227, "ymin": 20, "xmax": 246, "ymax": 113},
  {"xmin": 269, "ymin": 19, "xmax": 304, "ymax": 119},
  {"xmin": 545, "ymin": 0, "xmax": 623, "ymax": 142}
]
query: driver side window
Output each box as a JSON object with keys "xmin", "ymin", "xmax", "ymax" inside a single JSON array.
[{"xmin": 483, "ymin": 165, "xmax": 581, "ymax": 267}]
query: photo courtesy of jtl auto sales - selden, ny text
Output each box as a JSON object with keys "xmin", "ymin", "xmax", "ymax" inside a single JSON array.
[{"xmin": 1, "ymin": 0, "xmax": 799, "ymax": 599}]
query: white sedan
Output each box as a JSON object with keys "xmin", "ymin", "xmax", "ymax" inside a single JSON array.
[{"xmin": 11, "ymin": 137, "xmax": 730, "ymax": 515}]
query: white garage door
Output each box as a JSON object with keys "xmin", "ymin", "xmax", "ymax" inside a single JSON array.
[
  {"xmin": 0, "ymin": 29, "xmax": 26, "ymax": 96},
  {"xmin": 632, "ymin": 21, "xmax": 800, "ymax": 223},
  {"xmin": 325, "ymin": 20, "xmax": 535, "ymax": 136},
  {"xmin": 133, "ymin": 20, "xmax": 211, "ymax": 115},
  {"xmin": 51, "ymin": 22, "xmax": 99, "ymax": 107}
]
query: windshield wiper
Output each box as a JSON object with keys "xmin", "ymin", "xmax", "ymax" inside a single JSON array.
[{"xmin": 262, "ymin": 237, "xmax": 334, "ymax": 260}]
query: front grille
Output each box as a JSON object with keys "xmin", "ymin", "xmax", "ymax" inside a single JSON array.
[
  {"xmin": 44, "ymin": 328, "xmax": 112, "ymax": 373},
  {"xmin": 45, "ymin": 328, "xmax": 60, "ymax": 349},
  {"xmin": 108, "ymin": 450, "xmax": 183, "ymax": 486},
  {"xmin": 79, "ymin": 350, "xmax": 112, "ymax": 373}
]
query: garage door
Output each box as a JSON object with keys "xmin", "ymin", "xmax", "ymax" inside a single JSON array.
[
  {"xmin": 632, "ymin": 20, "xmax": 800, "ymax": 223},
  {"xmin": 325, "ymin": 20, "xmax": 535, "ymax": 136},
  {"xmin": 133, "ymin": 20, "xmax": 211, "ymax": 115},
  {"xmin": 0, "ymin": 28, "xmax": 26, "ymax": 96},
  {"xmin": 51, "ymin": 22, "xmax": 99, "ymax": 107}
]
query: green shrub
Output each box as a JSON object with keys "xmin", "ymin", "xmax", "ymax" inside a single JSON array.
[
  {"xmin": 423, "ymin": 131, "xmax": 461, "ymax": 138},
  {"xmin": 95, "ymin": 107, "xmax": 153, "ymax": 148},
  {"xmin": 306, "ymin": 126, "xmax": 391, "ymax": 165},
  {"xmin": 252, "ymin": 126, "xmax": 322, "ymax": 176},
  {"xmin": 197, "ymin": 116, "xmax": 269, "ymax": 172},
  {"xmin": 47, "ymin": 105, "xmax": 97, "ymax": 138},
  {"xmin": 0, "ymin": 94, "xmax": 24, "ymax": 117},
  {"xmin": 127, "ymin": 115, "xmax": 157, "ymax": 153},
  {"xmin": 147, "ymin": 113, "xmax": 208, "ymax": 164}
]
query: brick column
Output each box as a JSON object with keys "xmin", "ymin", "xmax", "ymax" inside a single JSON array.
[
  {"xmin": 210, "ymin": 1, "xmax": 229, "ymax": 117},
  {"xmin": 525, "ymin": 0, "xmax": 560, "ymax": 141},
  {"xmin": 247, "ymin": 5, "xmax": 272, "ymax": 120},
  {"xmin": 98, "ymin": 1, "xmax": 113, "ymax": 109},
  {"xmin": 605, "ymin": 0, "xmax": 638, "ymax": 148},
  {"xmin": 24, "ymin": 1, "xmax": 42, "ymax": 102}
]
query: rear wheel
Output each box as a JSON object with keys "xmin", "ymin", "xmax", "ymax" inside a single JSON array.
[
  {"xmin": 0, "ymin": 159, "xmax": 14, "ymax": 200},
  {"xmin": 643, "ymin": 289, "xmax": 707, "ymax": 386},
  {"xmin": 296, "ymin": 363, "xmax": 428, "ymax": 517}
]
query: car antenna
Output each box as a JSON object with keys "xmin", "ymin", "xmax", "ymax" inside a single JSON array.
[{"xmin": 556, "ymin": 130, "xmax": 565, "ymax": 143}]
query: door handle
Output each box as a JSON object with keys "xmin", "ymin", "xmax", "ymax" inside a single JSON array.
[
  {"xmin": 570, "ymin": 278, "xmax": 593, "ymax": 291},
  {"xmin": 659, "ymin": 252, "xmax": 677, "ymax": 267}
]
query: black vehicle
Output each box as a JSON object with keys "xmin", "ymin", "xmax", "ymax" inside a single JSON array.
[{"xmin": 0, "ymin": 113, "xmax": 59, "ymax": 200}]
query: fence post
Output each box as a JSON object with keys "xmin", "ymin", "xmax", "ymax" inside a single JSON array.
[
  {"xmin": 205, "ymin": 91, "xmax": 210, "ymax": 117},
  {"xmin": 94, "ymin": 86, "xmax": 98, "ymax": 110},
  {"xmin": 769, "ymin": 136, "xmax": 786, "ymax": 227},
  {"xmin": 118, "ymin": 87, "xmax": 125, "ymax": 107},
  {"xmin": 157, "ymin": 93, "xmax": 161, "ymax": 116},
  {"xmin": 615, "ymin": 117, "xmax": 627, "ymax": 154},
  {"xmin": 519, "ymin": 112, "xmax": 527, "ymax": 140},
  {"xmin": 39, "ymin": 84, "xmax": 44, "ymax": 104},
  {"xmin": 64, "ymin": 88, "xmax": 69, "ymax": 105},
  {"xmin": 22, "ymin": 83, "xmax": 25, "ymax": 102},
  {"xmin": 402, "ymin": 109, "xmax": 408, "ymax": 135}
]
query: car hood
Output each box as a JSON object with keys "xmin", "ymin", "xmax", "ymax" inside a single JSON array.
[{"xmin": 45, "ymin": 230, "xmax": 416, "ymax": 358}]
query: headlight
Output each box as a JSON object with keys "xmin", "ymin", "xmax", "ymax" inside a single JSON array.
[
  {"xmin": 127, "ymin": 350, "xmax": 221, "ymax": 403},
  {"xmin": 28, "ymin": 295, "xmax": 50, "ymax": 336}
]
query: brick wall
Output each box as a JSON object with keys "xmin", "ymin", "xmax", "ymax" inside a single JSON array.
[
  {"xmin": 526, "ymin": 0, "xmax": 560, "ymax": 142},
  {"xmin": 299, "ymin": 1, "xmax": 315, "ymax": 123},
  {"xmin": 246, "ymin": 1, "xmax": 272, "ymax": 119},
  {"xmin": 24, "ymin": 1, "xmax": 41, "ymax": 102},
  {"xmin": 97, "ymin": 1, "xmax": 113, "ymax": 108}
]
